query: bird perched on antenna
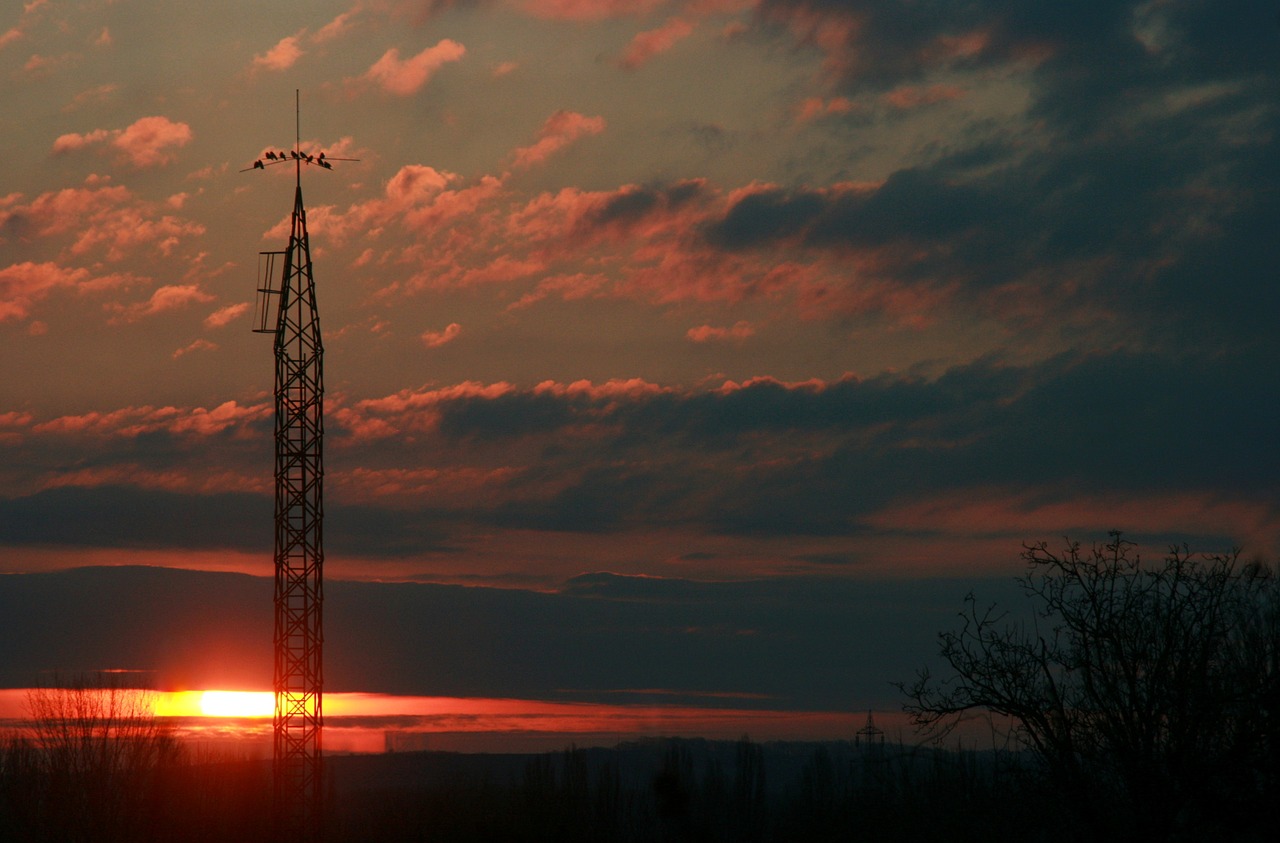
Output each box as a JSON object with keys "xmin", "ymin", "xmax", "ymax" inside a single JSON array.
[{"xmin": 239, "ymin": 147, "xmax": 359, "ymax": 173}]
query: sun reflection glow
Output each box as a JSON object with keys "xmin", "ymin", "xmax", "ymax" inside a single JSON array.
[{"xmin": 197, "ymin": 690, "xmax": 274, "ymax": 718}]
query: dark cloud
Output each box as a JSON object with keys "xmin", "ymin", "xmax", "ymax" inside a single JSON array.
[
  {"xmin": 6, "ymin": 346, "xmax": 1272, "ymax": 550},
  {"xmin": 702, "ymin": 169, "xmax": 1025, "ymax": 274},
  {"xmin": 757, "ymin": 1, "xmax": 1273, "ymax": 97},
  {"xmin": 0, "ymin": 487, "xmax": 456, "ymax": 558},
  {"xmin": 434, "ymin": 391, "xmax": 577, "ymax": 440},
  {"xmin": 0, "ymin": 566, "xmax": 1028, "ymax": 709},
  {"xmin": 427, "ymin": 351, "xmax": 1255, "ymax": 538},
  {"xmin": 576, "ymin": 180, "xmax": 710, "ymax": 234},
  {"xmin": 746, "ymin": 0, "xmax": 1279, "ymax": 340},
  {"xmin": 0, "ymin": 487, "xmax": 267, "ymax": 551},
  {"xmin": 0, "ymin": 566, "xmax": 270, "ymax": 690},
  {"xmin": 587, "ymin": 188, "xmax": 660, "ymax": 226},
  {"xmin": 703, "ymin": 187, "xmax": 826, "ymax": 249},
  {"xmin": 702, "ymin": 120, "xmax": 1266, "ymax": 313},
  {"xmin": 705, "ymin": 349, "xmax": 1279, "ymax": 536}
]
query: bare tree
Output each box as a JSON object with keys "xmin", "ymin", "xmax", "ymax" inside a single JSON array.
[
  {"xmin": 15, "ymin": 672, "xmax": 184, "ymax": 842},
  {"xmin": 899, "ymin": 533, "xmax": 1279, "ymax": 841}
]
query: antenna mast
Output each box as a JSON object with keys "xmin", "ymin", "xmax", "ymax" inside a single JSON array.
[{"xmin": 245, "ymin": 90, "xmax": 356, "ymax": 841}]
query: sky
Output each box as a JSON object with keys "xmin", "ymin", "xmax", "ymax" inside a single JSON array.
[{"xmin": 1, "ymin": 0, "xmax": 1277, "ymax": 736}]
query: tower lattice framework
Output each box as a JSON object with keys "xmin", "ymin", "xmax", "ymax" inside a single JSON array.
[
  {"xmin": 247, "ymin": 93, "xmax": 355, "ymax": 838},
  {"xmin": 270, "ymin": 180, "xmax": 324, "ymax": 837}
]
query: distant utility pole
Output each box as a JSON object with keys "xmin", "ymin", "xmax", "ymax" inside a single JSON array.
[{"xmin": 244, "ymin": 90, "xmax": 356, "ymax": 840}]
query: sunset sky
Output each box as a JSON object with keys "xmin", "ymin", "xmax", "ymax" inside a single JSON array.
[{"xmin": 1, "ymin": 0, "xmax": 1276, "ymax": 737}]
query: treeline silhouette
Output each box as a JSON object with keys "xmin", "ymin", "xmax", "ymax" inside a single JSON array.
[{"xmin": 1, "ymin": 728, "xmax": 1089, "ymax": 843}]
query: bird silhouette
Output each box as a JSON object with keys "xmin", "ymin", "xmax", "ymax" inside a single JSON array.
[{"xmin": 253, "ymin": 160, "xmax": 265, "ymax": 169}]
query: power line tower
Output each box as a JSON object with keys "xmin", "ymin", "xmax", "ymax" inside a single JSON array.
[
  {"xmin": 245, "ymin": 91, "xmax": 355, "ymax": 840},
  {"xmin": 855, "ymin": 709, "xmax": 884, "ymax": 752}
]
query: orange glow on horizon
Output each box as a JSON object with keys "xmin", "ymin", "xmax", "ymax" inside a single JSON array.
[{"xmin": 3, "ymin": 688, "xmax": 931, "ymax": 756}]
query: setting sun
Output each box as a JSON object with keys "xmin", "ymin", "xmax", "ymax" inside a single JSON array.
[{"xmin": 198, "ymin": 691, "xmax": 274, "ymax": 718}]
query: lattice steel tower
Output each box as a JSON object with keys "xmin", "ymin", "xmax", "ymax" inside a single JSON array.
[{"xmin": 245, "ymin": 92, "xmax": 354, "ymax": 839}]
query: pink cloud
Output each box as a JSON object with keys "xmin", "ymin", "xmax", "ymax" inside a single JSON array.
[
  {"xmin": 386, "ymin": 164, "xmax": 456, "ymax": 205},
  {"xmin": 401, "ymin": 174, "xmax": 505, "ymax": 234},
  {"xmin": 52, "ymin": 128, "xmax": 111, "ymax": 153},
  {"xmin": 313, "ymin": 11, "xmax": 356, "ymax": 43},
  {"xmin": 334, "ymin": 465, "xmax": 520, "ymax": 502},
  {"xmin": 53, "ymin": 116, "xmax": 193, "ymax": 168},
  {"xmin": 361, "ymin": 39, "xmax": 466, "ymax": 95},
  {"xmin": 172, "ymin": 338, "xmax": 218, "ymax": 359},
  {"xmin": 334, "ymin": 378, "xmax": 681, "ymax": 447},
  {"xmin": 762, "ymin": 4, "xmax": 875, "ymax": 82},
  {"xmin": 927, "ymin": 30, "xmax": 993, "ymax": 61},
  {"xmin": 53, "ymin": 187, "xmax": 206, "ymax": 260},
  {"xmin": 0, "ymin": 176, "xmax": 206, "ymax": 263},
  {"xmin": 617, "ymin": 17, "xmax": 695, "ymax": 69},
  {"xmin": 458, "ymin": 256, "xmax": 545, "ymax": 287},
  {"xmin": 0, "ymin": 410, "xmax": 33, "ymax": 444},
  {"xmin": 532, "ymin": 378, "xmax": 670, "ymax": 402},
  {"xmin": 421, "ymin": 322, "xmax": 461, "ymax": 347},
  {"xmin": 253, "ymin": 154, "xmax": 946, "ymax": 329},
  {"xmin": 863, "ymin": 490, "xmax": 1279, "ymax": 554},
  {"xmin": 516, "ymin": 0, "xmax": 666, "ymax": 20},
  {"xmin": 36, "ymin": 465, "xmax": 266, "ymax": 496},
  {"xmin": 253, "ymin": 33, "xmax": 304, "ymax": 71},
  {"xmin": 335, "ymin": 381, "xmax": 518, "ymax": 440},
  {"xmin": 796, "ymin": 96, "xmax": 856, "ymax": 123},
  {"xmin": 169, "ymin": 401, "xmax": 268, "ymax": 436},
  {"xmin": 110, "ymin": 284, "xmax": 215, "ymax": 323},
  {"xmin": 2, "ymin": 180, "xmax": 134, "ymax": 240},
  {"xmin": 263, "ymin": 163, "xmax": 478, "ymax": 246},
  {"xmin": 715, "ymin": 374, "xmax": 831, "ymax": 394},
  {"xmin": 0, "ymin": 261, "xmax": 89, "ymax": 321},
  {"xmin": 204, "ymin": 302, "xmax": 250, "ymax": 329},
  {"xmin": 113, "ymin": 116, "xmax": 193, "ymax": 167},
  {"xmin": 512, "ymin": 111, "xmax": 606, "ymax": 168},
  {"xmin": 74, "ymin": 211, "xmax": 203, "ymax": 261},
  {"xmin": 882, "ymin": 84, "xmax": 965, "ymax": 110},
  {"xmin": 507, "ymin": 272, "xmax": 609, "ymax": 310},
  {"xmin": 63, "ymin": 83, "xmax": 118, "ymax": 112},
  {"xmin": 372, "ymin": 0, "xmax": 461, "ymax": 27},
  {"xmin": 33, "ymin": 400, "xmax": 269, "ymax": 439},
  {"xmin": 23, "ymin": 53, "xmax": 75, "ymax": 77},
  {"xmin": 686, "ymin": 320, "xmax": 755, "ymax": 343}
]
